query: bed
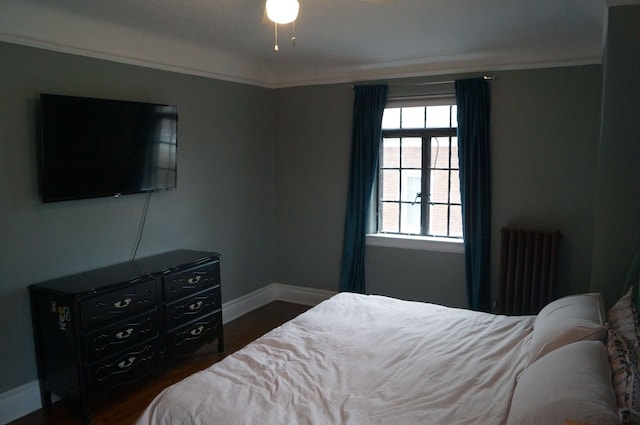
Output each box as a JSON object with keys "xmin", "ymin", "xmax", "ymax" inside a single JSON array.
[{"xmin": 135, "ymin": 291, "xmax": 628, "ymax": 425}]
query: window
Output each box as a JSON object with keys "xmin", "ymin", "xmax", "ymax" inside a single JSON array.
[{"xmin": 373, "ymin": 97, "xmax": 462, "ymax": 243}]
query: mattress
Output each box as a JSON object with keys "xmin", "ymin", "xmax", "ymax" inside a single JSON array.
[{"xmin": 135, "ymin": 292, "xmax": 536, "ymax": 425}]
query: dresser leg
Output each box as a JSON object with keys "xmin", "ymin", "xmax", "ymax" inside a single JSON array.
[
  {"xmin": 78, "ymin": 391, "xmax": 91, "ymax": 425},
  {"xmin": 218, "ymin": 336, "xmax": 224, "ymax": 352},
  {"xmin": 80, "ymin": 402, "xmax": 91, "ymax": 425},
  {"xmin": 41, "ymin": 389, "xmax": 52, "ymax": 408}
]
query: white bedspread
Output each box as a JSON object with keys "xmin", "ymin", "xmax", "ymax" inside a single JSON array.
[{"xmin": 135, "ymin": 293, "xmax": 535, "ymax": 425}]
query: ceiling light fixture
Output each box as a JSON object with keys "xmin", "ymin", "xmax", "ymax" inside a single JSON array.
[{"xmin": 265, "ymin": 0, "xmax": 299, "ymax": 51}]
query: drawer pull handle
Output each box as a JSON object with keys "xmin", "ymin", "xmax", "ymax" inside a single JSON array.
[
  {"xmin": 189, "ymin": 301, "xmax": 203, "ymax": 311},
  {"xmin": 187, "ymin": 276, "xmax": 202, "ymax": 285},
  {"xmin": 116, "ymin": 328, "xmax": 134, "ymax": 339},
  {"xmin": 113, "ymin": 298, "xmax": 132, "ymax": 309},
  {"xmin": 190, "ymin": 325, "xmax": 204, "ymax": 336},
  {"xmin": 118, "ymin": 356, "xmax": 136, "ymax": 369}
]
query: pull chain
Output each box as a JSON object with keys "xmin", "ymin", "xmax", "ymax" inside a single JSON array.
[
  {"xmin": 274, "ymin": 23, "xmax": 279, "ymax": 51},
  {"xmin": 291, "ymin": 21, "xmax": 296, "ymax": 46}
]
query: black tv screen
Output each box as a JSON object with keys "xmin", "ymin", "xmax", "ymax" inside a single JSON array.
[{"xmin": 39, "ymin": 94, "xmax": 178, "ymax": 203}]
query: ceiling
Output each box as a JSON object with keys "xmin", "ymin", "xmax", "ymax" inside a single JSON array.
[{"xmin": 0, "ymin": 0, "xmax": 636, "ymax": 88}]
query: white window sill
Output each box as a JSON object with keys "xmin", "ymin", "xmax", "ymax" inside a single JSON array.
[{"xmin": 366, "ymin": 234, "xmax": 464, "ymax": 253}]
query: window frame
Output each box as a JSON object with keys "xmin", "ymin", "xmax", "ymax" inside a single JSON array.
[{"xmin": 367, "ymin": 95, "xmax": 463, "ymax": 253}]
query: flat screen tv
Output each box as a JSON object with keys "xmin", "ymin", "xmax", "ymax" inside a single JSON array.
[{"xmin": 39, "ymin": 94, "xmax": 178, "ymax": 203}]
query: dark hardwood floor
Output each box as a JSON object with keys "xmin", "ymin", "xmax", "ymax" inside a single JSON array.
[{"xmin": 11, "ymin": 301, "xmax": 311, "ymax": 425}]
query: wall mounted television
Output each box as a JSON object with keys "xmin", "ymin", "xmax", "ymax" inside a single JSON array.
[{"xmin": 39, "ymin": 94, "xmax": 178, "ymax": 203}]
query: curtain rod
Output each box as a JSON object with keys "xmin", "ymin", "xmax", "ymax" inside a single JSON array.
[
  {"xmin": 392, "ymin": 75, "xmax": 494, "ymax": 86},
  {"xmin": 352, "ymin": 75, "xmax": 495, "ymax": 88}
]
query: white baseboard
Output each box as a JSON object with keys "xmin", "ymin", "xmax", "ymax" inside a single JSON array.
[
  {"xmin": 0, "ymin": 283, "xmax": 335, "ymax": 424},
  {"xmin": 0, "ymin": 380, "xmax": 59, "ymax": 425},
  {"xmin": 222, "ymin": 282, "xmax": 335, "ymax": 323},
  {"xmin": 269, "ymin": 283, "xmax": 337, "ymax": 306}
]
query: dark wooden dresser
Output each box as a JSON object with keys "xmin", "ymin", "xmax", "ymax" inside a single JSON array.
[{"xmin": 29, "ymin": 250, "xmax": 223, "ymax": 424}]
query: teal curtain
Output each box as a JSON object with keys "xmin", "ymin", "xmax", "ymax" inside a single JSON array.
[
  {"xmin": 339, "ymin": 85, "xmax": 388, "ymax": 293},
  {"xmin": 455, "ymin": 78, "xmax": 491, "ymax": 311}
]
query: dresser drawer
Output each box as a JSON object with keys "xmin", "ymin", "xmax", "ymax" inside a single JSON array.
[
  {"xmin": 164, "ymin": 261, "xmax": 220, "ymax": 301},
  {"xmin": 84, "ymin": 308, "xmax": 160, "ymax": 364},
  {"xmin": 165, "ymin": 287, "xmax": 221, "ymax": 330},
  {"xmin": 166, "ymin": 311, "xmax": 222, "ymax": 363},
  {"xmin": 81, "ymin": 279, "xmax": 157, "ymax": 328},
  {"xmin": 88, "ymin": 338, "xmax": 161, "ymax": 395}
]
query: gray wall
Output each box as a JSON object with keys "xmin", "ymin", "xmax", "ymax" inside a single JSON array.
[
  {"xmin": 274, "ymin": 66, "xmax": 603, "ymax": 309},
  {"xmin": 591, "ymin": 5, "xmax": 640, "ymax": 306},
  {"xmin": 366, "ymin": 247, "xmax": 467, "ymax": 307},
  {"xmin": 0, "ymin": 42, "xmax": 275, "ymax": 392},
  {"xmin": 273, "ymin": 84, "xmax": 353, "ymax": 292}
]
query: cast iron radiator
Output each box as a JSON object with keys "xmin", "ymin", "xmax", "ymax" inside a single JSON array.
[{"xmin": 496, "ymin": 227, "xmax": 561, "ymax": 315}]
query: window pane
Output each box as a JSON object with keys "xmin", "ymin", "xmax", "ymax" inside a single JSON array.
[
  {"xmin": 451, "ymin": 105, "xmax": 458, "ymax": 128},
  {"xmin": 382, "ymin": 138, "xmax": 400, "ymax": 168},
  {"xmin": 426, "ymin": 105, "xmax": 451, "ymax": 128},
  {"xmin": 430, "ymin": 170, "xmax": 450, "ymax": 203},
  {"xmin": 382, "ymin": 108, "xmax": 400, "ymax": 129},
  {"xmin": 450, "ymin": 170, "xmax": 461, "ymax": 204},
  {"xmin": 401, "ymin": 203, "xmax": 421, "ymax": 234},
  {"xmin": 450, "ymin": 137, "xmax": 459, "ymax": 169},
  {"xmin": 430, "ymin": 137, "xmax": 452, "ymax": 169},
  {"xmin": 401, "ymin": 107, "xmax": 425, "ymax": 128},
  {"xmin": 449, "ymin": 204, "xmax": 463, "ymax": 237},
  {"xmin": 380, "ymin": 202, "xmax": 399, "ymax": 232},
  {"xmin": 401, "ymin": 170, "xmax": 422, "ymax": 202},
  {"xmin": 401, "ymin": 137, "xmax": 421, "ymax": 168},
  {"xmin": 381, "ymin": 169, "xmax": 399, "ymax": 201},
  {"xmin": 429, "ymin": 204, "xmax": 449, "ymax": 236}
]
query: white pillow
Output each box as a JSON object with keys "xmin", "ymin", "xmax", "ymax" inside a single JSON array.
[
  {"xmin": 507, "ymin": 340, "xmax": 619, "ymax": 425},
  {"xmin": 529, "ymin": 293, "xmax": 607, "ymax": 364}
]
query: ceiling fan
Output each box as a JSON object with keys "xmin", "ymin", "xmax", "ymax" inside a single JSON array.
[{"xmin": 264, "ymin": 0, "xmax": 299, "ymax": 51}]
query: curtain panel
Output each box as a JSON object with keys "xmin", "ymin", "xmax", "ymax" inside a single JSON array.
[
  {"xmin": 455, "ymin": 78, "xmax": 491, "ymax": 312},
  {"xmin": 339, "ymin": 85, "xmax": 388, "ymax": 293}
]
